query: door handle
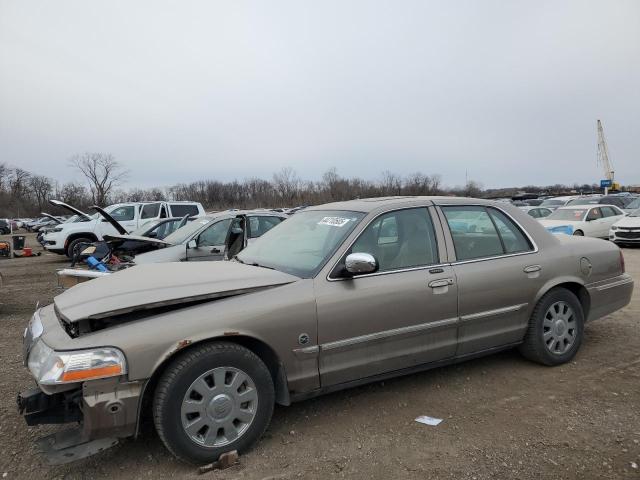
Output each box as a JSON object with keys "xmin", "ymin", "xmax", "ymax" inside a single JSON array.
[
  {"xmin": 211, "ymin": 247, "xmax": 221, "ymax": 253},
  {"xmin": 523, "ymin": 265, "xmax": 541, "ymax": 273},
  {"xmin": 428, "ymin": 278, "xmax": 454, "ymax": 288}
]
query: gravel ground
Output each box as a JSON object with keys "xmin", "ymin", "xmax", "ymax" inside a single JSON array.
[{"xmin": 1, "ymin": 233, "xmax": 639, "ymax": 479}]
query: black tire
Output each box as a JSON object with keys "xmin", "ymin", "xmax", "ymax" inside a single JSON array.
[
  {"xmin": 519, "ymin": 287, "xmax": 584, "ymax": 366},
  {"xmin": 153, "ymin": 342, "xmax": 275, "ymax": 465},
  {"xmin": 65, "ymin": 237, "xmax": 93, "ymax": 258},
  {"xmin": 573, "ymin": 230, "xmax": 584, "ymax": 236}
]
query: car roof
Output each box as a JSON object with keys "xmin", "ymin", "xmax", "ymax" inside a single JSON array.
[{"xmin": 306, "ymin": 196, "xmax": 501, "ymax": 213}]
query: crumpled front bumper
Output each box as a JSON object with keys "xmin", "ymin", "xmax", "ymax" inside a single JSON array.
[
  {"xmin": 20, "ymin": 307, "xmax": 145, "ymax": 464},
  {"xmin": 17, "ymin": 377, "xmax": 144, "ymax": 464}
]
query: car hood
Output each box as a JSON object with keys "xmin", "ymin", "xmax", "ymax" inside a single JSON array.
[
  {"xmin": 54, "ymin": 261, "xmax": 300, "ymax": 322},
  {"xmin": 102, "ymin": 234, "xmax": 172, "ymax": 247},
  {"xmin": 612, "ymin": 215, "xmax": 640, "ymax": 228},
  {"xmin": 49, "ymin": 199, "xmax": 92, "ymax": 221},
  {"xmin": 91, "ymin": 205, "xmax": 128, "ymax": 235}
]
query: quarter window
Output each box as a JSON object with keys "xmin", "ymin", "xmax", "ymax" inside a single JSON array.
[
  {"xmin": 442, "ymin": 206, "xmax": 532, "ymax": 261},
  {"xmin": 170, "ymin": 204, "xmax": 199, "ymax": 217},
  {"xmin": 351, "ymin": 208, "xmax": 439, "ymax": 272}
]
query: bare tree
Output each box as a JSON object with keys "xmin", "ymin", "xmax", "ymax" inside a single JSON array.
[
  {"xmin": 29, "ymin": 175, "xmax": 53, "ymax": 211},
  {"xmin": 272, "ymin": 167, "xmax": 300, "ymax": 204},
  {"xmin": 69, "ymin": 153, "xmax": 128, "ymax": 206}
]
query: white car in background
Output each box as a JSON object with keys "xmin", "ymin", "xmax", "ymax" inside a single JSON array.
[
  {"xmin": 610, "ymin": 208, "xmax": 640, "ymax": 246},
  {"xmin": 539, "ymin": 205, "xmax": 625, "ymax": 238},
  {"xmin": 538, "ymin": 196, "xmax": 580, "ymax": 211}
]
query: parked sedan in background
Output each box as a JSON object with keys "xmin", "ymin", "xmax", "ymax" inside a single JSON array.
[
  {"xmin": 539, "ymin": 205, "xmax": 625, "ymax": 237},
  {"xmin": 566, "ymin": 195, "xmax": 638, "ymax": 212},
  {"xmin": 539, "ymin": 196, "xmax": 579, "ymax": 210},
  {"xmin": 0, "ymin": 219, "xmax": 10, "ymax": 235},
  {"xmin": 19, "ymin": 197, "xmax": 633, "ymax": 465},
  {"xmin": 610, "ymin": 208, "xmax": 640, "ymax": 246}
]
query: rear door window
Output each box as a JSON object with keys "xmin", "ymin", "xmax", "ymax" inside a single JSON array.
[
  {"xmin": 170, "ymin": 204, "xmax": 199, "ymax": 217},
  {"xmin": 487, "ymin": 209, "xmax": 532, "ymax": 254},
  {"xmin": 586, "ymin": 207, "xmax": 603, "ymax": 221},
  {"xmin": 442, "ymin": 206, "xmax": 532, "ymax": 261}
]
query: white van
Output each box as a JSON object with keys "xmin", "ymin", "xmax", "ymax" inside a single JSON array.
[{"xmin": 42, "ymin": 200, "xmax": 205, "ymax": 257}]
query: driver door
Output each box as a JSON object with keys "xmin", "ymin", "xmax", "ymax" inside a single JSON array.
[
  {"xmin": 186, "ymin": 218, "xmax": 232, "ymax": 261},
  {"xmin": 315, "ymin": 207, "xmax": 459, "ymax": 387}
]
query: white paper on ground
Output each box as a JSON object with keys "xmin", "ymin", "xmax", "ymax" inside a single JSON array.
[{"xmin": 414, "ymin": 415, "xmax": 443, "ymax": 426}]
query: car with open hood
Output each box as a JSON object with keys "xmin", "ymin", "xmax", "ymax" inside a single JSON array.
[
  {"xmin": 56, "ymin": 209, "xmax": 287, "ymax": 286},
  {"xmin": 18, "ymin": 197, "xmax": 633, "ymax": 465},
  {"xmin": 42, "ymin": 200, "xmax": 205, "ymax": 257}
]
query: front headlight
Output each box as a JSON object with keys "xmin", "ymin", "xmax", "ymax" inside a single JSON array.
[{"xmin": 28, "ymin": 342, "xmax": 127, "ymax": 385}]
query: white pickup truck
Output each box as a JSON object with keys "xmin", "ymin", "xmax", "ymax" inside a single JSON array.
[{"xmin": 42, "ymin": 200, "xmax": 205, "ymax": 257}]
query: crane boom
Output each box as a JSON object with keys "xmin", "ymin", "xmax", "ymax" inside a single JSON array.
[{"xmin": 597, "ymin": 119, "xmax": 614, "ymax": 182}]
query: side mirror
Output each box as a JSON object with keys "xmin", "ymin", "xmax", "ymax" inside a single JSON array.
[
  {"xmin": 231, "ymin": 227, "xmax": 243, "ymax": 235},
  {"xmin": 188, "ymin": 239, "xmax": 197, "ymax": 249},
  {"xmin": 345, "ymin": 252, "xmax": 378, "ymax": 275},
  {"xmin": 146, "ymin": 231, "xmax": 158, "ymax": 238}
]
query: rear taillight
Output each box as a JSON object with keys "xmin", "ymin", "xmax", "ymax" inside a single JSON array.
[{"xmin": 620, "ymin": 250, "xmax": 625, "ymax": 274}]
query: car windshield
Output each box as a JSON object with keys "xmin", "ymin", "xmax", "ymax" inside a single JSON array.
[
  {"xmin": 626, "ymin": 198, "xmax": 640, "ymax": 210},
  {"xmin": 163, "ymin": 217, "xmax": 212, "ymax": 244},
  {"xmin": 540, "ymin": 199, "xmax": 566, "ymax": 206},
  {"xmin": 547, "ymin": 208, "xmax": 588, "ymax": 221},
  {"xmin": 236, "ymin": 210, "xmax": 365, "ymax": 278}
]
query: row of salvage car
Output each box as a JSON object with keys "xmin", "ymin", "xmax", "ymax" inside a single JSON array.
[
  {"xmin": 18, "ymin": 196, "xmax": 635, "ymax": 466},
  {"xmin": 35, "ymin": 200, "xmax": 287, "ymax": 287}
]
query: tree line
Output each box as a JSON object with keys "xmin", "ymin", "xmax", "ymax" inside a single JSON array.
[{"xmin": 0, "ymin": 152, "xmax": 601, "ymax": 218}]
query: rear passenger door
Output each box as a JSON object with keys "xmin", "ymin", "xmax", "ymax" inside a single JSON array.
[{"xmin": 440, "ymin": 206, "xmax": 545, "ymax": 355}]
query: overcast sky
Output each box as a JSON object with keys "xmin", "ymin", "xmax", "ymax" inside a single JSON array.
[{"xmin": 1, "ymin": 1, "xmax": 639, "ymax": 189}]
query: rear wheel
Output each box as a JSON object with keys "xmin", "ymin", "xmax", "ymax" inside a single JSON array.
[
  {"xmin": 573, "ymin": 230, "xmax": 584, "ymax": 236},
  {"xmin": 519, "ymin": 288, "xmax": 584, "ymax": 366},
  {"xmin": 153, "ymin": 342, "xmax": 275, "ymax": 465}
]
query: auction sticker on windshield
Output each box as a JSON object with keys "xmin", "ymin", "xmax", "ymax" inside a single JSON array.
[{"xmin": 318, "ymin": 216, "xmax": 351, "ymax": 227}]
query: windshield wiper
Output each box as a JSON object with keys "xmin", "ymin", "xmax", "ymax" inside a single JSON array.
[{"xmin": 250, "ymin": 262, "xmax": 275, "ymax": 270}]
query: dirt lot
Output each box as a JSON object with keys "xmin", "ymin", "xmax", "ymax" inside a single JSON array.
[{"xmin": 0, "ymin": 233, "xmax": 639, "ymax": 479}]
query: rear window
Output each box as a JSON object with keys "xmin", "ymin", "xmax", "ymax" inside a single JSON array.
[{"xmin": 170, "ymin": 204, "xmax": 199, "ymax": 217}]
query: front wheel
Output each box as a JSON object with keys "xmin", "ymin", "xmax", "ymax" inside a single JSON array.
[
  {"xmin": 519, "ymin": 288, "xmax": 584, "ymax": 366},
  {"xmin": 153, "ymin": 342, "xmax": 275, "ymax": 465},
  {"xmin": 573, "ymin": 230, "xmax": 584, "ymax": 236}
]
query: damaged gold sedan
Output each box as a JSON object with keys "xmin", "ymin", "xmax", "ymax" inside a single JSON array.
[{"xmin": 18, "ymin": 197, "xmax": 633, "ymax": 465}]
